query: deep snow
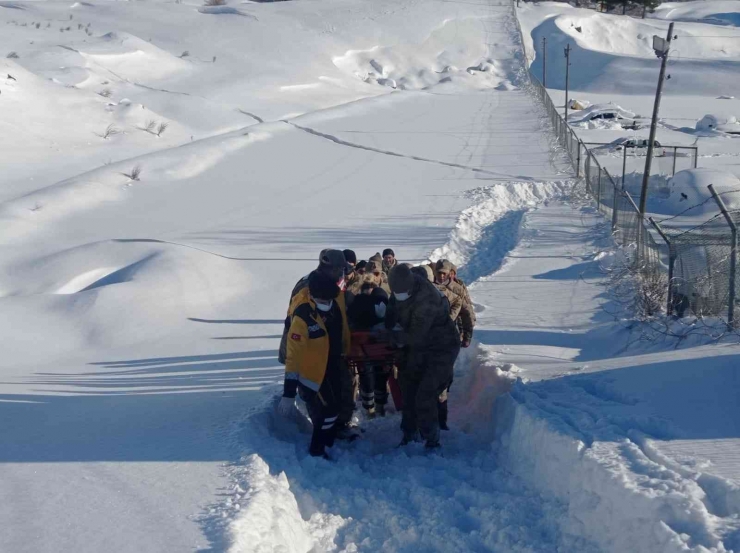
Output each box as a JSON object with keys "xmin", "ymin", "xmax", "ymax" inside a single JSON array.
[{"xmin": 2, "ymin": 0, "xmax": 740, "ymax": 552}]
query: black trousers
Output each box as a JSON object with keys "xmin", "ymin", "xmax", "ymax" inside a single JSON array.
[
  {"xmin": 358, "ymin": 363, "xmax": 390, "ymax": 411},
  {"xmin": 299, "ymin": 376, "xmax": 340, "ymax": 457}
]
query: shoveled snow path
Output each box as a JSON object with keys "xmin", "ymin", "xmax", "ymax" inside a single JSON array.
[{"xmin": 218, "ymin": 378, "xmax": 598, "ymax": 553}]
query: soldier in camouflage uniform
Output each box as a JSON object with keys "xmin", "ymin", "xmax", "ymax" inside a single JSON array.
[
  {"xmin": 434, "ymin": 260, "xmax": 475, "ymax": 348},
  {"xmin": 386, "ymin": 265, "xmax": 460, "ymax": 449}
]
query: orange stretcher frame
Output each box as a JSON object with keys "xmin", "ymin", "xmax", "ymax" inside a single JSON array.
[{"xmin": 346, "ymin": 330, "xmax": 403, "ymax": 411}]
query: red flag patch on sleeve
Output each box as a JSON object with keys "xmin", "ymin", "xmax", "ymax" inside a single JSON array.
[{"xmin": 291, "ymin": 333, "xmax": 301, "ymax": 341}]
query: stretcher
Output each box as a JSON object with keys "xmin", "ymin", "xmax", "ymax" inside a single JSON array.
[{"xmin": 346, "ymin": 330, "xmax": 403, "ymax": 411}]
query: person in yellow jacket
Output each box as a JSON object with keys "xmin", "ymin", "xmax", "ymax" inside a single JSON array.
[{"xmin": 277, "ymin": 271, "xmax": 352, "ymax": 458}]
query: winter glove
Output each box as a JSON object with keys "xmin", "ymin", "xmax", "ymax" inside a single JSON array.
[
  {"xmin": 461, "ymin": 338, "xmax": 471, "ymax": 348},
  {"xmin": 277, "ymin": 396, "xmax": 296, "ymax": 418}
]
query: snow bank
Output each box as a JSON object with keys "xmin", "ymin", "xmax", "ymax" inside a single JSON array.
[
  {"xmin": 332, "ymin": 18, "xmax": 521, "ymax": 92},
  {"xmin": 226, "ymin": 455, "xmax": 345, "ymax": 553},
  {"xmin": 429, "ymin": 180, "xmax": 572, "ymax": 281},
  {"xmin": 517, "ymin": 2, "xmax": 740, "ymax": 95},
  {"xmin": 697, "ymin": 114, "xmax": 740, "ymax": 134},
  {"xmin": 487, "ymin": 358, "xmax": 740, "ymax": 553},
  {"xmin": 652, "ymin": 1, "xmax": 740, "ymax": 27},
  {"xmin": 663, "ymin": 168, "xmax": 740, "ymax": 215}
]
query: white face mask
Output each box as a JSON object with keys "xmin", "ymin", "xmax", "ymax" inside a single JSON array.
[
  {"xmin": 374, "ymin": 302, "xmax": 387, "ymax": 318},
  {"xmin": 394, "ymin": 292, "xmax": 410, "ymax": 302},
  {"xmin": 314, "ymin": 300, "xmax": 333, "ymax": 312}
]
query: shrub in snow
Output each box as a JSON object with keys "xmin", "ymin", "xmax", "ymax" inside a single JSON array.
[
  {"xmin": 6, "ymin": 52, "xmax": 19, "ymax": 59},
  {"xmin": 179, "ymin": 50, "xmax": 190, "ymax": 59},
  {"xmin": 99, "ymin": 124, "xmax": 121, "ymax": 140},
  {"xmin": 122, "ymin": 165, "xmax": 142, "ymax": 181},
  {"xmin": 204, "ymin": 0, "xmax": 227, "ymax": 5},
  {"xmin": 156, "ymin": 122, "xmax": 168, "ymax": 137},
  {"xmin": 98, "ymin": 88, "xmax": 112, "ymax": 98}
]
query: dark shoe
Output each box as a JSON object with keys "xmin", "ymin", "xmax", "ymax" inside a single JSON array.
[
  {"xmin": 376, "ymin": 404, "xmax": 386, "ymax": 417},
  {"xmin": 424, "ymin": 440, "xmax": 441, "ymax": 450},
  {"xmin": 336, "ymin": 424, "xmax": 361, "ymax": 442},
  {"xmin": 398, "ymin": 430, "xmax": 419, "ymax": 446}
]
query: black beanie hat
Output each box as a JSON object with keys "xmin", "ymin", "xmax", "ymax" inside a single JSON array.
[
  {"xmin": 382, "ymin": 248, "xmax": 395, "ymax": 258},
  {"xmin": 308, "ymin": 271, "xmax": 340, "ymax": 301},
  {"xmin": 342, "ymin": 249, "xmax": 357, "ymax": 264},
  {"xmin": 388, "ymin": 264, "xmax": 414, "ymax": 293},
  {"xmin": 356, "ymin": 260, "xmax": 367, "ymax": 271}
]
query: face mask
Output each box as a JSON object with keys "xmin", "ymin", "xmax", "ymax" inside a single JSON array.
[
  {"xmin": 374, "ymin": 302, "xmax": 387, "ymax": 318},
  {"xmin": 394, "ymin": 292, "xmax": 410, "ymax": 302},
  {"xmin": 314, "ymin": 300, "xmax": 333, "ymax": 312}
]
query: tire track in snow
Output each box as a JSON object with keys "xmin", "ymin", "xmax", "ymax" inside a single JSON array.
[{"xmin": 285, "ymin": 121, "xmax": 532, "ymax": 181}]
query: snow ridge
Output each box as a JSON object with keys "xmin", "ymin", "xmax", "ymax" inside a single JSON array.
[
  {"xmin": 494, "ymin": 381, "xmax": 739, "ymax": 553},
  {"xmin": 428, "ymin": 179, "xmax": 573, "ymax": 278}
]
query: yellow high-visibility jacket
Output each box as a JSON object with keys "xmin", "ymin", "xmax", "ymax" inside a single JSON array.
[{"xmin": 284, "ymin": 287, "xmax": 350, "ymax": 394}]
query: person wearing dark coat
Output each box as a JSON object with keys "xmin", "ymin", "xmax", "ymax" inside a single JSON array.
[
  {"xmin": 347, "ymin": 283, "xmax": 390, "ymax": 416},
  {"xmin": 387, "ymin": 265, "xmax": 460, "ymax": 449}
]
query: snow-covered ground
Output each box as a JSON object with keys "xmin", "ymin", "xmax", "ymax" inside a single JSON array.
[{"xmin": 1, "ymin": 0, "xmax": 739, "ymax": 551}]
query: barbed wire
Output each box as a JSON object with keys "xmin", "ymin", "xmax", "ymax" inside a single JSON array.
[{"xmin": 653, "ymin": 188, "xmax": 740, "ymax": 225}]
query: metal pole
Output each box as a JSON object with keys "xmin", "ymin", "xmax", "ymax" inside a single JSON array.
[
  {"xmin": 638, "ymin": 22, "xmax": 674, "ymax": 217},
  {"xmin": 708, "ymin": 184, "xmax": 737, "ymax": 326},
  {"xmin": 542, "ymin": 37, "xmax": 547, "ymax": 87},
  {"xmin": 672, "ymin": 146, "xmax": 677, "ymax": 175},
  {"xmin": 622, "ymin": 146, "xmax": 628, "ymax": 189},
  {"xmin": 650, "ymin": 217, "xmax": 674, "ymax": 315},
  {"xmin": 576, "ymin": 140, "xmax": 581, "ymax": 178},
  {"xmin": 612, "ymin": 187, "xmax": 620, "ymax": 233},
  {"xmin": 564, "ymin": 44, "xmax": 571, "ymax": 124}
]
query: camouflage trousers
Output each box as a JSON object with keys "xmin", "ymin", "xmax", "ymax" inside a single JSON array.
[{"xmin": 399, "ymin": 347, "xmax": 458, "ymax": 442}]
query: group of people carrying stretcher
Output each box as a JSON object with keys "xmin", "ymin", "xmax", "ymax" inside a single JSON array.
[{"xmin": 277, "ymin": 248, "xmax": 475, "ymax": 459}]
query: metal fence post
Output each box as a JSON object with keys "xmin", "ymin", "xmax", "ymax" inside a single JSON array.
[
  {"xmin": 576, "ymin": 140, "xmax": 581, "ymax": 178},
  {"xmin": 672, "ymin": 147, "xmax": 677, "ymax": 176},
  {"xmin": 650, "ymin": 217, "xmax": 674, "ymax": 315},
  {"xmin": 611, "ymin": 187, "xmax": 620, "ymax": 233},
  {"xmin": 596, "ymin": 167, "xmax": 602, "ymax": 207},
  {"xmin": 621, "ymin": 146, "xmax": 628, "ymax": 189},
  {"xmin": 708, "ymin": 184, "xmax": 737, "ymax": 326}
]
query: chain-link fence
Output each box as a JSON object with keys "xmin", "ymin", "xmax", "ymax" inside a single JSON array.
[
  {"xmin": 583, "ymin": 143, "xmax": 698, "ymax": 189},
  {"xmin": 522, "ymin": 52, "xmax": 738, "ymax": 324}
]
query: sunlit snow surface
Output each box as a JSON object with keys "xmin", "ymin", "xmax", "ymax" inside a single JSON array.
[{"xmin": 1, "ymin": 0, "xmax": 739, "ymax": 551}]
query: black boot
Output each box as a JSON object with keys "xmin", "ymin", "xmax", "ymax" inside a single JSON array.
[
  {"xmin": 438, "ymin": 400, "xmax": 449, "ymax": 431},
  {"xmin": 399, "ymin": 429, "xmax": 419, "ymax": 446}
]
